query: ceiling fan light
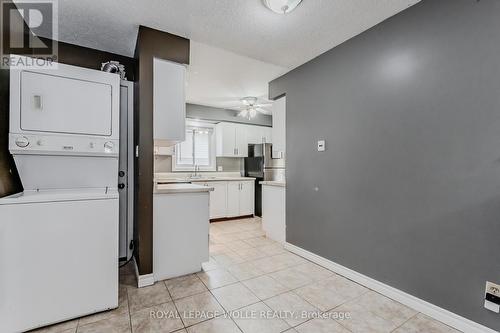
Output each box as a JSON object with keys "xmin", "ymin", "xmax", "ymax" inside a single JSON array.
[
  {"xmin": 263, "ymin": 0, "xmax": 303, "ymax": 14},
  {"xmin": 249, "ymin": 109, "xmax": 257, "ymax": 118}
]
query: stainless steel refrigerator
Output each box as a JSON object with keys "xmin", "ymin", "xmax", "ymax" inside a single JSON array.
[{"xmin": 244, "ymin": 143, "xmax": 285, "ymax": 216}]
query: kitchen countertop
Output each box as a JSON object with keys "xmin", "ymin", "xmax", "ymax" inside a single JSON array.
[
  {"xmin": 155, "ymin": 176, "xmax": 256, "ymax": 183},
  {"xmin": 260, "ymin": 181, "xmax": 286, "ymax": 188},
  {"xmin": 154, "ymin": 183, "xmax": 214, "ymax": 194}
]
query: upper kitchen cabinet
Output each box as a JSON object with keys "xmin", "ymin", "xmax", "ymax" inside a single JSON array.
[
  {"xmin": 272, "ymin": 96, "xmax": 286, "ymax": 158},
  {"xmin": 153, "ymin": 57, "xmax": 186, "ymax": 147},
  {"xmin": 246, "ymin": 125, "xmax": 272, "ymax": 144},
  {"xmin": 216, "ymin": 122, "xmax": 248, "ymax": 157}
]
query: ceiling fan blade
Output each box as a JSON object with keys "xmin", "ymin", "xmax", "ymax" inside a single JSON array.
[
  {"xmin": 256, "ymin": 107, "xmax": 270, "ymax": 114},
  {"xmin": 255, "ymin": 103, "xmax": 273, "ymax": 107}
]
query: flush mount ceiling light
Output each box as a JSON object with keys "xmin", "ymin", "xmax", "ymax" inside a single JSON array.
[{"xmin": 263, "ymin": 0, "xmax": 303, "ymax": 14}]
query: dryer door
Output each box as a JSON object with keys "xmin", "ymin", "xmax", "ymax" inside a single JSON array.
[{"xmin": 20, "ymin": 71, "xmax": 113, "ymax": 136}]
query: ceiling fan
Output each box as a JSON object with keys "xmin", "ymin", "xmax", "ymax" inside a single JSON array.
[{"xmin": 234, "ymin": 97, "xmax": 272, "ymax": 119}]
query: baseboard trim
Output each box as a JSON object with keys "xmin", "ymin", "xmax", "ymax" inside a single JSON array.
[
  {"xmin": 133, "ymin": 257, "xmax": 155, "ymax": 288},
  {"xmin": 285, "ymin": 242, "xmax": 496, "ymax": 333}
]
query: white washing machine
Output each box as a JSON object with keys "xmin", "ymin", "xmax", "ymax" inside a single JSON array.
[{"xmin": 0, "ymin": 56, "xmax": 121, "ymax": 333}]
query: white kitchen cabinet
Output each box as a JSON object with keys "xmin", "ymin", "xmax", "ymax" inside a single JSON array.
[
  {"xmin": 216, "ymin": 122, "xmax": 248, "ymax": 157},
  {"xmin": 262, "ymin": 127, "xmax": 273, "ymax": 144},
  {"xmin": 193, "ymin": 181, "xmax": 227, "ymax": 219},
  {"xmin": 226, "ymin": 182, "xmax": 241, "ymax": 217},
  {"xmin": 272, "ymin": 96, "xmax": 286, "ymax": 158},
  {"xmin": 262, "ymin": 184, "xmax": 285, "ymax": 244},
  {"xmin": 246, "ymin": 125, "xmax": 273, "ymax": 144},
  {"xmin": 153, "ymin": 58, "xmax": 186, "ymax": 146},
  {"xmin": 226, "ymin": 180, "xmax": 255, "ymax": 217},
  {"xmin": 153, "ymin": 191, "xmax": 209, "ymax": 281},
  {"xmin": 239, "ymin": 181, "xmax": 255, "ymax": 216}
]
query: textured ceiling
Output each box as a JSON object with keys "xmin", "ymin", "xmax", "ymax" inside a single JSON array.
[
  {"xmin": 30, "ymin": 0, "xmax": 420, "ymax": 69},
  {"xmin": 186, "ymin": 41, "xmax": 286, "ymax": 111}
]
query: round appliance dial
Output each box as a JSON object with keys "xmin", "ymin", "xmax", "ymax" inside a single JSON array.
[
  {"xmin": 104, "ymin": 141, "xmax": 114, "ymax": 151},
  {"xmin": 15, "ymin": 136, "xmax": 30, "ymax": 148}
]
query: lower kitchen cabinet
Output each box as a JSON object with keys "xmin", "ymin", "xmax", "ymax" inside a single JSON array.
[
  {"xmin": 226, "ymin": 182, "xmax": 241, "ymax": 217},
  {"xmin": 209, "ymin": 182, "xmax": 227, "ymax": 219},
  {"xmin": 239, "ymin": 181, "xmax": 255, "ymax": 216},
  {"xmin": 193, "ymin": 180, "xmax": 254, "ymax": 219}
]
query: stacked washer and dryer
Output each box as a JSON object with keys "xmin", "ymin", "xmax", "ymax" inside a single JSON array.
[{"xmin": 0, "ymin": 56, "xmax": 124, "ymax": 332}]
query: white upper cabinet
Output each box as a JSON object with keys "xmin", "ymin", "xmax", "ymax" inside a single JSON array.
[
  {"xmin": 246, "ymin": 125, "xmax": 272, "ymax": 144},
  {"xmin": 272, "ymin": 96, "xmax": 286, "ymax": 158},
  {"xmin": 216, "ymin": 122, "xmax": 248, "ymax": 157},
  {"xmin": 153, "ymin": 58, "xmax": 186, "ymax": 147}
]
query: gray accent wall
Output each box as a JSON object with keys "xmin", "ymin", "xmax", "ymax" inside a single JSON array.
[
  {"xmin": 187, "ymin": 103, "xmax": 272, "ymax": 127},
  {"xmin": 269, "ymin": 0, "xmax": 500, "ymax": 330}
]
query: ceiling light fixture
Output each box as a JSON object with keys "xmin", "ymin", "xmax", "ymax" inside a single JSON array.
[
  {"xmin": 263, "ymin": 0, "xmax": 303, "ymax": 14},
  {"xmin": 238, "ymin": 97, "xmax": 267, "ymax": 120}
]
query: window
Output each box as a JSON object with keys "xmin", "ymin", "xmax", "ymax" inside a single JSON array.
[{"xmin": 172, "ymin": 121, "xmax": 216, "ymax": 171}]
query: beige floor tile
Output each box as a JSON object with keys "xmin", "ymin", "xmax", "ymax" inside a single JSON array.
[
  {"xmin": 212, "ymin": 251, "xmax": 245, "ymax": 267},
  {"xmin": 212, "ymin": 282, "xmax": 260, "ymax": 311},
  {"xmin": 128, "ymin": 283, "xmax": 172, "ymax": 313},
  {"xmin": 208, "ymin": 244, "xmax": 228, "ymax": 255},
  {"xmin": 250, "ymin": 256, "xmax": 289, "ymax": 274},
  {"xmin": 197, "ymin": 268, "xmax": 238, "ymax": 289},
  {"xmin": 295, "ymin": 318, "xmax": 349, "ymax": 333},
  {"xmin": 165, "ymin": 274, "xmax": 208, "ymax": 300},
  {"xmin": 226, "ymin": 261, "xmax": 265, "ymax": 281},
  {"xmin": 333, "ymin": 302, "xmax": 398, "ymax": 333},
  {"xmin": 226, "ymin": 240, "xmax": 253, "ymax": 252},
  {"xmin": 241, "ymin": 229, "xmax": 266, "ymax": 239},
  {"xmin": 290, "ymin": 262, "xmax": 334, "ymax": 282},
  {"xmin": 320, "ymin": 275, "xmax": 368, "ymax": 300},
  {"xmin": 242, "ymin": 275, "xmax": 289, "ymax": 300},
  {"xmin": 393, "ymin": 313, "xmax": 460, "ymax": 333},
  {"xmin": 353, "ymin": 291, "xmax": 417, "ymax": 326},
  {"xmin": 243, "ymin": 237, "xmax": 276, "ymax": 248},
  {"xmin": 271, "ymin": 253, "xmax": 308, "ymax": 268},
  {"xmin": 76, "ymin": 314, "xmax": 131, "ymax": 333},
  {"xmin": 264, "ymin": 291, "xmax": 320, "ymax": 327},
  {"xmin": 231, "ymin": 302, "xmax": 290, "ymax": 333},
  {"xmin": 294, "ymin": 282, "xmax": 351, "ymax": 312},
  {"xmin": 130, "ymin": 301, "xmax": 184, "ymax": 333},
  {"xmin": 29, "ymin": 319, "xmax": 79, "ymax": 333},
  {"xmin": 201, "ymin": 258, "xmax": 220, "ymax": 272},
  {"xmin": 174, "ymin": 291, "xmax": 225, "ymax": 327},
  {"xmin": 268, "ymin": 268, "xmax": 313, "ymax": 290},
  {"xmin": 186, "ymin": 317, "xmax": 241, "ymax": 333},
  {"xmin": 259, "ymin": 244, "xmax": 287, "ymax": 256},
  {"xmin": 236, "ymin": 247, "xmax": 267, "ymax": 261}
]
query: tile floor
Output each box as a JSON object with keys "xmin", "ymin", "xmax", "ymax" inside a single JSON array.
[{"xmin": 31, "ymin": 217, "xmax": 461, "ymax": 333}]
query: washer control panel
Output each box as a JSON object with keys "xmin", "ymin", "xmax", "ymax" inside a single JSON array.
[{"xmin": 9, "ymin": 133, "xmax": 119, "ymax": 156}]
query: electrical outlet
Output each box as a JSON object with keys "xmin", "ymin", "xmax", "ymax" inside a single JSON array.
[
  {"xmin": 218, "ymin": 166, "xmax": 223, "ymax": 172},
  {"xmin": 486, "ymin": 282, "xmax": 500, "ymax": 296}
]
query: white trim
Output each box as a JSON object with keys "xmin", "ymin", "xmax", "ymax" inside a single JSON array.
[
  {"xmin": 133, "ymin": 257, "xmax": 155, "ymax": 288},
  {"xmin": 285, "ymin": 242, "xmax": 496, "ymax": 333}
]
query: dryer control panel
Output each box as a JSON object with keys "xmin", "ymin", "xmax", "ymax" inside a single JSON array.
[{"xmin": 9, "ymin": 133, "xmax": 119, "ymax": 157}]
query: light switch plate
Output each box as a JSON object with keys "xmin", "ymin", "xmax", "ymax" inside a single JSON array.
[
  {"xmin": 218, "ymin": 166, "xmax": 223, "ymax": 172},
  {"xmin": 317, "ymin": 140, "xmax": 326, "ymax": 152},
  {"xmin": 485, "ymin": 281, "xmax": 500, "ymax": 313}
]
